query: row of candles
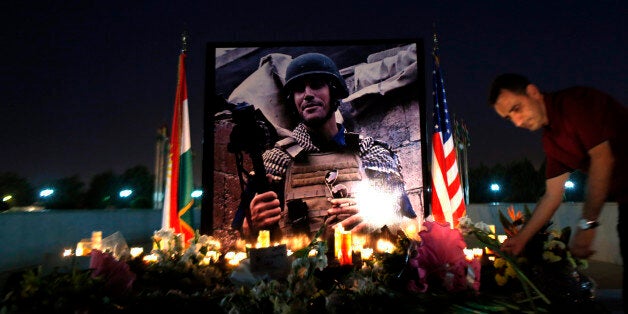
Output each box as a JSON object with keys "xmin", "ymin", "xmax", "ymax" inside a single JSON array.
[
  {"xmin": 63, "ymin": 225, "xmax": 509, "ymax": 268},
  {"xmin": 463, "ymin": 224, "xmax": 509, "ymax": 262}
]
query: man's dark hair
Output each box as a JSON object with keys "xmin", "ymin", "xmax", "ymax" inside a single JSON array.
[{"xmin": 487, "ymin": 73, "xmax": 531, "ymax": 106}]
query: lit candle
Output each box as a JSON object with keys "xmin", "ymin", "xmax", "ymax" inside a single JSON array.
[
  {"xmin": 75, "ymin": 242, "xmax": 86, "ymax": 256},
  {"xmin": 334, "ymin": 227, "xmax": 342, "ymax": 260},
  {"xmin": 62, "ymin": 249, "xmax": 73, "ymax": 257},
  {"xmin": 257, "ymin": 230, "xmax": 270, "ymax": 248},
  {"xmin": 339, "ymin": 229, "xmax": 352, "ymax": 265},
  {"xmin": 91, "ymin": 231, "xmax": 102, "ymax": 250},
  {"xmin": 360, "ymin": 248, "xmax": 374, "ymax": 260},
  {"xmin": 497, "ymin": 235, "xmax": 508, "ymax": 244},
  {"xmin": 488, "ymin": 225, "xmax": 496, "ymax": 234},
  {"xmin": 206, "ymin": 250, "xmax": 220, "ymax": 263},
  {"xmin": 142, "ymin": 253, "xmax": 159, "ymax": 264},
  {"xmin": 130, "ymin": 247, "xmax": 144, "ymax": 258},
  {"xmin": 463, "ymin": 248, "xmax": 474, "ymax": 261},
  {"xmin": 376, "ymin": 239, "xmax": 394, "ymax": 253},
  {"xmin": 472, "ymin": 248, "xmax": 484, "ymax": 258}
]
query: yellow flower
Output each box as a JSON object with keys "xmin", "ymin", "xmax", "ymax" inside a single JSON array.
[
  {"xmin": 504, "ymin": 263, "xmax": 517, "ymax": 278},
  {"xmin": 495, "ymin": 273, "xmax": 508, "ymax": 286},
  {"xmin": 493, "ymin": 257, "xmax": 507, "ymax": 269},
  {"xmin": 542, "ymin": 251, "xmax": 562, "ymax": 263},
  {"xmin": 544, "ymin": 239, "xmax": 566, "ymax": 251}
]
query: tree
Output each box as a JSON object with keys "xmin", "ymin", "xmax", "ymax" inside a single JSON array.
[
  {"xmin": 0, "ymin": 172, "xmax": 34, "ymax": 210},
  {"xmin": 40, "ymin": 175, "xmax": 85, "ymax": 209},
  {"xmin": 118, "ymin": 165, "xmax": 154, "ymax": 209},
  {"xmin": 504, "ymin": 158, "xmax": 544, "ymax": 202},
  {"xmin": 468, "ymin": 159, "xmax": 544, "ymax": 203},
  {"xmin": 84, "ymin": 171, "xmax": 120, "ymax": 209}
]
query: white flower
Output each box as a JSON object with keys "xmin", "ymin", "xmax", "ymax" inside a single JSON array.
[
  {"xmin": 474, "ymin": 222, "xmax": 491, "ymax": 233},
  {"xmin": 458, "ymin": 216, "xmax": 473, "ymax": 227},
  {"xmin": 153, "ymin": 228, "xmax": 175, "ymax": 241}
]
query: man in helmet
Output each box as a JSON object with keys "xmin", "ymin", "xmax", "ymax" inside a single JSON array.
[{"xmin": 232, "ymin": 52, "xmax": 416, "ymax": 240}]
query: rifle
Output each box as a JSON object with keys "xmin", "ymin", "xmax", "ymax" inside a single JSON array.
[{"xmin": 227, "ymin": 102, "xmax": 278, "ymax": 233}]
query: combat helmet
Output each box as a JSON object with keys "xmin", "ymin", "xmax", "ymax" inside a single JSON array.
[{"xmin": 283, "ymin": 52, "xmax": 349, "ymax": 99}]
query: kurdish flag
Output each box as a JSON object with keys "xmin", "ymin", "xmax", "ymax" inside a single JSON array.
[{"xmin": 162, "ymin": 51, "xmax": 195, "ymax": 242}]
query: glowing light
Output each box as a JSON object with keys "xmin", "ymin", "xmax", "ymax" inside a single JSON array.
[
  {"xmin": 353, "ymin": 181, "xmax": 404, "ymax": 229},
  {"xmin": 490, "ymin": 183, "xmax": 500, "ymax": 192},
  {"xmin": 497, "ymin": 235, "xmax": 508, "ymax": 244},
  {"xmin": 564, "ymin": 180, "xmax": 575, "ymax": 189},
  {"xmin": 472, "ymin": 248, "xmax": 483, "ymax": 258},
  {"xmin": 376, "ymin": 239, "xmax": 394, "ymax": 253},
  {"xmin": 119, "ymin": 189, "xmax": 133, "ymax": 198},
  {"xmin": 40, "ymin": 189, "xmax": 54, "ymax": 197},
  {"xmin": 257, "ymin": 230, "xmax": 270, "ymax": 248},
  {"xmin": 130, "ymin": 247, "xmax": 144, "ymax": 258},
  {"xmin": 225, "ymin": 251, "xmax": 247, "ymax": 266},
  {"xmin": 360, "ymin": 247, "xmax": 374, "ymax": 260},
  {"xmin": 2, "ymin": 195, "xmax": 12, "ymax": 202},
  {"xmin": 206, "ymin": 250, "xmax": 220, "ymax": 262},
  {"xmin": 143, "ymin": 254, "xmax": 159, "ymax": 263},
  {"xmin": 62, "ymin": 249, "xmax": 73, "ymax": 257},
  {"xmin": 463, "ymin": 248, "xmax": 474, "ymax": 261},
  {"xmin": 191, "ymin": 189, "xmax": 203, "ymax": 198}
]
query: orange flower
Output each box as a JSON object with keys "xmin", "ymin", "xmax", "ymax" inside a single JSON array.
[{"xmin": 508, "ymin": 206, "xmax": 523, "ymax": 223}]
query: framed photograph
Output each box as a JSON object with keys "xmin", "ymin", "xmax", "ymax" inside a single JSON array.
[{"xmin": 201, "ymin": 39, "xmax": 428, "ymax": 242}]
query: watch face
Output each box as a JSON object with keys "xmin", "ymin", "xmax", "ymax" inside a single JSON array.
[{"xmin": 579, "ymin": 219, "xmax": 599, "ymax": 230}]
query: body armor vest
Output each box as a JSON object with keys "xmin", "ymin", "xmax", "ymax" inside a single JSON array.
[{"xmin": 277, "ymin": 139, "xmax": 366, "ymax": 238}]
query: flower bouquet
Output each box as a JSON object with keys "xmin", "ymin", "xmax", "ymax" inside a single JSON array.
[{"xmin": 461, "ymin": 205, "xmax": 602, "ymax": 312}]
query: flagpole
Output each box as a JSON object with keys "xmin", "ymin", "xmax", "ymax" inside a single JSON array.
[
  {"xmin": 181, "ymin": 29, "xmax": 189, "ymax": 54},
  {"xmin": 430, "ymin": 27, "xmax": 467, "ymax": 228},
  {"xmin": 162, "ymin": 30, "xmax": 195, "ymax": 243}
]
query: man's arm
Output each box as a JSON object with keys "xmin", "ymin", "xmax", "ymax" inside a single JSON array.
[
  {"xmin": 501, "ymin": 172, "xmax": 568, "ymax": 255},
  {"xmin": 571, "ymin": 140, "xmax": 614, "ymax": 257},
  {"xmin": 581, "ymin": 140, "xmax": 614, "ymax": 221}
]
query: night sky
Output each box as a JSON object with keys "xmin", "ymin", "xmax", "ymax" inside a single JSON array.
[{"xmin": 2, "ymin": 1, "xmax": 626, "ymax": 187}]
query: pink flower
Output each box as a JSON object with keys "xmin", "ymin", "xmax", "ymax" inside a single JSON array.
[
  {"xmin": 416, "ymin": 221, "xmax": 466, "ymax": 267},
  {"xmin": 90, "ymin": 250, "xmax": 136, "ymax": 296},
  {"xmin": 406, "ymin": 221, "xmax": 481, "ymax": 293},
  {"xmin": 406, "ymin": 258, "xmax": 428, "ymax": 293}
]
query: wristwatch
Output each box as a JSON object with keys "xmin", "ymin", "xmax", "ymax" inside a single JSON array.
[{"xmin": 577, "ymin": 218, "xmax": 600, "ymax": 230}]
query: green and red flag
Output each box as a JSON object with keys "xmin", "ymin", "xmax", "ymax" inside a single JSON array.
[{"xmin": 162, "ymin": 51, "xmax": 195, "ymax": 242}]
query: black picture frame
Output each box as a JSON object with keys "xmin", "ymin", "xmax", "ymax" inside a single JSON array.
[{"xmin": 201, "ymin": 39, "xmax": 429, "ymax": 235}]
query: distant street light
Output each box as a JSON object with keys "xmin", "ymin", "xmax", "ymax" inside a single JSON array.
[
  {"xmin": 489, "ymin": 183, "xmax": 500, "ymax": 203},
  {"xmin": 564, "ymin": 180, "xmax": 575, "ymax": 202},
  {"xmin": 39, "ymin": 189, "xmax": 54, "ymax": 198},
  {"xmin": 490, "ymin": 183, "xmax": 500, "ymax": 192},
  {"xmin": 564, "ymin": 180, "xmax": 575, "ymax": 189},
  {"xmin": 2, "ymin": 195, "xmax": 12, "ymax": 202},
  {"xmin": 119, "ymin": 189, "xmax": 133, "ymax": 198},
  {"xmin": 191, "ymin": 190, "xmax": 203, "ymax": 198}
]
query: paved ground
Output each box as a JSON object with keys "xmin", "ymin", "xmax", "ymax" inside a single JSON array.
[{"xmin": 585, "ymin": 260, "xmax": 624, "ymax": 313}]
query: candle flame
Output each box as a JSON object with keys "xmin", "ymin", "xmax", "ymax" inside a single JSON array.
[{"xmin": 376, "ymin": 239, "xmax": 394, "ymax": 253}]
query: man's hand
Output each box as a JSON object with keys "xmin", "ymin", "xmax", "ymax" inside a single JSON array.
[
  {"xmin": 249, "ymin": 191, "xmax": 281, "ymax": 230},
  {"xmin": 500, "ymin": 235, "xmax": 527, "ymax": 256},
  {"xmin": 570, "ymin": 228, "xmax": 596, "ymax": 258},
  {"xmin": 325, "ymin": 197, "xmax": 367, "ymax": 232}
]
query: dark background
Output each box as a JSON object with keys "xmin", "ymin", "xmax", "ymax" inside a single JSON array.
[{"xmin": 2, "ymin": 1, "xmax": 625, "ymax": 188}]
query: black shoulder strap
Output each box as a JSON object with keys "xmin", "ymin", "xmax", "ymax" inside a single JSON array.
[
  {"xmin": 275, "ymin": 137, "xmax": 304, "ymax": 158},
  {"xmin": 344, "ymin": 132, "xmax": 361, "ymax": 151}
]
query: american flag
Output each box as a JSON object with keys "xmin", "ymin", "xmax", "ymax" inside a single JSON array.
[{"xmin": 430, "ymin": 34, "xmax": 466, "ymax": 228}]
